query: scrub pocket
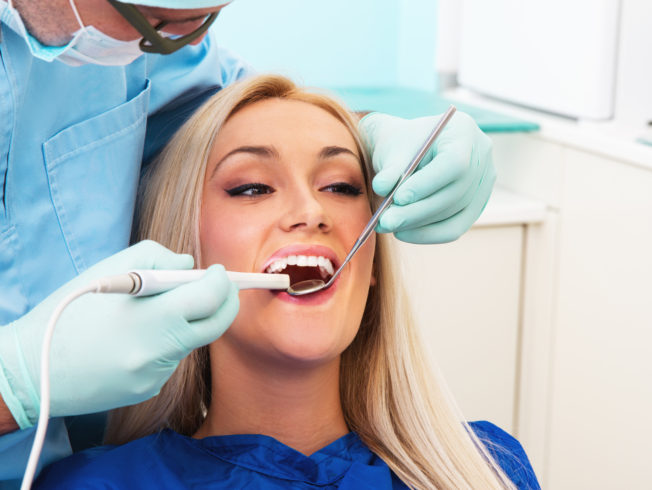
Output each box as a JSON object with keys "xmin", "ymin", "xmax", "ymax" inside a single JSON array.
[{"xmin": 43, "ymin": 80, "xmax": 151, "ymax": 273}]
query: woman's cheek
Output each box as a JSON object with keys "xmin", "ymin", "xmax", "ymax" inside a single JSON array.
[{"xmin": 201, "ymin": 212, "xmax": 267, "ymax": 269}]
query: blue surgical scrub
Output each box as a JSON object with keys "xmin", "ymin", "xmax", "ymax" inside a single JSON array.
[
  {"xmin": 0, "ymin": 10, "xmax": 251, "ymax": 484},
  {"xmin": 34, "ymin": 421, "xmax": 540, "ymax": 489}
]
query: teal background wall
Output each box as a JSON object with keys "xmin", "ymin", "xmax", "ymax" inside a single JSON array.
[
  {"xmin": 214, "ymin": 0, "xmax": 439, "ymax": 92},
  {"xmin": 213, "ymin": 0, "xmax": 538, "ymax": 130}
]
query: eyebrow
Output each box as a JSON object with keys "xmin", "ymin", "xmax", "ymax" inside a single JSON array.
[
  {"xmin": 210, "ymin": 146, "xmax": 279, "ymax": 179},
  {"xmin": 209, "ymin": 144, "xmax": 360, "ymax": 179},
  {"xmin": 216, "ymin": 145, "xmax": 278, "ymax": 165},
  {"xmin": 318, "ymin": 145, "xmax": 361, "ymax": 162}
]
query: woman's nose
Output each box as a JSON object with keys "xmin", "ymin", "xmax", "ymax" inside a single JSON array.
[{"xmin": 280, "ymin": 189, "xmax": 333, "ymax": 233}]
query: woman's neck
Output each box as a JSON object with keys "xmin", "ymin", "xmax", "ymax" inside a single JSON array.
[{"xmin": 194, "ymin": 343, "xmax": 349, "ymax": 456}]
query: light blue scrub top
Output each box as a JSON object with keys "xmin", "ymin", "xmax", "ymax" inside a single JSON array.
[{"xmin": 0, "ymin": 13, "xmax": 251, "ymax": 485}]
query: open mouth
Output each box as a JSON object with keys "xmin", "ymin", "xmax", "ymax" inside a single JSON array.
[{"xmin": 265, "ymin": 255, "xmax": 335, "ymax": 286}]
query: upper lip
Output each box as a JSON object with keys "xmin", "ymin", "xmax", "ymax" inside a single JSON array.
[{"xmin": 261, "ymin": 244, "xmax": 341, "ymax": 273}]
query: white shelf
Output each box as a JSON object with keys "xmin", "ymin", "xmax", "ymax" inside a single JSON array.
[{"xmin": 474, "ymin": 187, "xmax": 547, "ymax": 227}]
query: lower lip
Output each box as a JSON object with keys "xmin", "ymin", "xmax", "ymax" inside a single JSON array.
[{"xmin": 273, "ymin": 276, "xmax": 339, "ymax": 305}]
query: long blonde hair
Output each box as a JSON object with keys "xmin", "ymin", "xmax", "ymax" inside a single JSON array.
[{"xmin": 106, "ymin": 75, "xmax": 515, "ymax": 489}]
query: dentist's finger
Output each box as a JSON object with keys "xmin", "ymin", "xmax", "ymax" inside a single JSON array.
[
  {"xmin": 392, "ymin": 167, "xmax": 496, "ymax": 244},
  {"xmin": 391, "ymin": 141, "xmax": 477, "ymax": 206},
  {"xmin": 376, "ymin": 178, "xmax": 473, "ymax": 233},
  {"xmin": 186, "ymin": 284, "xmax": 239, "ymax": 348},
  {"xmin": 157, "ymin": 264, "xmax": 234, "ymax": 322}
]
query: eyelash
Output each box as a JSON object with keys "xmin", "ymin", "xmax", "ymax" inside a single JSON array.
[
  {"xmin": 224, "ymin": 182, "xmax": 363, "ymax": 198},
  {"xmin": 321, "ymin": 182, "xmax": 363, "ymax": 196},
  {"xmin": 225, "ymin": 183, "xmax": 274, "ymax": 197}
]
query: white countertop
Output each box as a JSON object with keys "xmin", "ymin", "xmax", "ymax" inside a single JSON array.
[
  {"xmin": 446, "ymin": 88, "xmax": 652, "ymax": 171},
  {"xmin": 474, "ymin": 186, "xmax": 547, "ymax": 227}
]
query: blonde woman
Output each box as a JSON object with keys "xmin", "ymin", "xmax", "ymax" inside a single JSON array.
[{"xmin": 35, "ymin": 75, "xmax": 538, "ymax": 489}]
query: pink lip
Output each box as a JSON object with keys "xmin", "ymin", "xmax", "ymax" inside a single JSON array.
[{"xmin": 261, "ymin": 244, "xmax": 342, "ymax": 306}]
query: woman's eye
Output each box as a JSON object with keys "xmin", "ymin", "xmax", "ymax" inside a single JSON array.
[
  {"xmin": 321, "ymin": 182, "xmax": 362, "ymax": 196},
  {"xmin": 225, "ymin": 183, "xmax": 275, "ymax": 197}
]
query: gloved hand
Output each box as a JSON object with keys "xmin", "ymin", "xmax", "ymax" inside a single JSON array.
[
  {"xmin": 0, "ymin": 240, "xmax": 239, "ymax": 429},
  {"xmin": 359, "ymin": 111, "xmax": 496, "ymax": 244}
]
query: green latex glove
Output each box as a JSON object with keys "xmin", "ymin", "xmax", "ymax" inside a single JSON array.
[
  {"xmin": 360, "ymin": 111, "xmax": 496, "ymax": 244},
  {"xmin": 0, "ymin": 241, "xmax": 239, "ymax": 429}
]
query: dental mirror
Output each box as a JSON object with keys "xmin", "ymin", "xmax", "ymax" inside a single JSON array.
[{"xmin": 286, "ymin": 105, "xmax": 457, "ymax": 296}]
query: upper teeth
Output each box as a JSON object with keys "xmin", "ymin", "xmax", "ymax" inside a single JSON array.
[{"xmin": 265, "ymin": 255, "xmax": 334, "ymax": 276}]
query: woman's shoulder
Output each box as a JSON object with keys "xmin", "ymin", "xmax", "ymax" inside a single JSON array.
[
  {"xmin": 34, "ymin": 430, "xmax": 181, "ymax": 489},
  {"xmin": 468, "ymin": 420, "xmax": 541, "ymax": 490},
  {"xmin": 35, "ymin": 444, "xmax": 122, "ymax": 489}
]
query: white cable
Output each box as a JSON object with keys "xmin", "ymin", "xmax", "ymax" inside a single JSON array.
[
  {"xmin": 21, "ymin": 275, "xmax": 136, "ymax": 490},
  {"xmin": 19, "ymin": 269, "xmax": 288, "ymax": 488},
  {"xmin": 20, "ymin": 284, "xmax": 98, "ymax": 490}
]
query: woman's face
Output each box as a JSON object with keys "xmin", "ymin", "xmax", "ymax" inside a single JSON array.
[{"xmin": 200, "ymin": 98, "xmax": 375, "ymax": 368}]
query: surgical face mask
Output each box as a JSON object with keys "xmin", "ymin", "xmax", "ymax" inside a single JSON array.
[{"xmin": 1, "ymin": 0, "xmax": 144, "ymax": 66}]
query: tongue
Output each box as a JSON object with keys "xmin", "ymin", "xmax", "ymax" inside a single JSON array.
[{"xmin": 285, "ymin": 265, "xmax": 327, "ymax": 285}]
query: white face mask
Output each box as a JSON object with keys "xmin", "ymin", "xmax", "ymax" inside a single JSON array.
[{"xmin": 1, "ymin": 0, "xmax": 145, "ymax": 66}]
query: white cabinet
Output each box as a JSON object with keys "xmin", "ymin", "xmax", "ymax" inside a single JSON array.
[
  {"xmin": 540, "ymin": 148, "xmax": 652, "ymax": 490},
  {"xmin": 396, "ymin": 226, "xmax": 522, "ymax": 432},
  {"xmin": 490, "ymin": 129, "xmax": 652, "ymax": 489},
  {"xmin": 398, "ymin": 86, "xmax": 652, "ymax": 487},
  {"xmin": 394, "ymin": 189, "xmax": 545, "ymax": 434}
]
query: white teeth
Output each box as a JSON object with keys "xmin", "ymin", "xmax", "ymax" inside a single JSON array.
[
  {"xmin": 265, "ymin": 255, "xmax": 335, "ymax": 276},
  {"xmin": 316, "ymin": 256, "xmax": 334, "ymax": 275},
  {"xmin": 327, "ymin": 262, "xmax": 334, "ymax": 275},
  {"xmin": 267, "ymin": 258, "xmax": 287, "ymax": 273}
]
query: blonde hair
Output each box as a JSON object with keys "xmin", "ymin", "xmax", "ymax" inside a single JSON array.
[{"xmin": 107, "ymin": 75, "xmax": 515, "ymax": 489}]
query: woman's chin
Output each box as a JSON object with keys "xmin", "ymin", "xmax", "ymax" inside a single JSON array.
[
  {"xmin": 267, "ymin": 335, "xmax": 348, "ymax": 368},
  {"xmin": 227, "ymin": 296, "xmax": 364, "ymax": 370}
]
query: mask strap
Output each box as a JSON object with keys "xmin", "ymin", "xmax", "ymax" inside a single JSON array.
[{"xmin": 68, "ymin": 0, "xmax": 85, "ymax": 30}]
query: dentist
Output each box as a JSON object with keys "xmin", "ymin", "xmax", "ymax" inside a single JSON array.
[{"xmin": 0, "ymin": 0, "xmax": 495, "ymax": 483}]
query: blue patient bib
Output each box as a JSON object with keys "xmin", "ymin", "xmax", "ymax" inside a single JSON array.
[{"xmin": 34, "ymin": 422, "xmax": 540, "ymax": 489}]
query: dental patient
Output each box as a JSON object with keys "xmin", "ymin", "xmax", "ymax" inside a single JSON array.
[{"xmin": 35, "ymin": 75, "xmax": 539, "ymax": 489}]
